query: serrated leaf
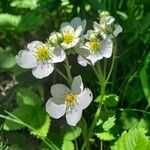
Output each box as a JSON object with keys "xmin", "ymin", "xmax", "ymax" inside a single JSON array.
[
  {"xmin": 102, "ymin": 116, "xmax": 116, "ymax": 132},
  {"xmin": 62, "ymin": 140, "xmax": 74, "ymax": 150},
  {"xmin": 96, "ymin": 132, "xmax": 115, "ymax": 141},
  {"xmin": 62, "ymin": 126, "xmax": 82, "ymax": 141},
  {"xmin": 10, "ymin": 0, "xmax": 39, "ymax": 10},
  {"xmin": 16, "ymin": 88, "xmax": 41, "ymax": 107},
  {"xmin": 30, "ymin": 108, "xmax": 51, "ymax": 138},
  {"xmin": 3, "ymin": 107, "xmax": 33, "ymax": 130},
  {"xmin": 111, "ymin": 128, "xmax": 150, "ymax": 150}
]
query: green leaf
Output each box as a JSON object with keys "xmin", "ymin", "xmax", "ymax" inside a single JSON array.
[
  {"xmin": 30, "ymin": 108, "xmax": 51, "ymax": 138},
  {"xmin": 111, "ymin": 128, "xmax": 150, "ymax": 150},
  {"xmin": 102, "ymin": 116, "xmax": 116, "ymax": 132},
  {"xmin": 62, "ymin": 126, "xmax": 82, "ymax": 141},
  {"xmin": 96, "ymin": 132, "xmax": 115, "ymax": 141},
  {"xmin": 10, "ymin": 0, "xmax": 39, "ymax": 10},
  {"xmin": 0, "ymin": 13, "xmax": 21, "ymax": 30},
  {"xmin": 18, "ymin": 13, "xmax": 43, "ymax": 32},
  {"xmin": 140, "ymin": 53, "xmax": 150, "ymax": 105},
  {"xmin": 3, "ymin": 107, "xmax": 33, "ymax": 130},
  {"xmin": 62, "ymin": 140, "xmax": 74, "ymax": 150},
  {"xmin": 103, "ymin": 94, "xmax": 119, "ymax": 107},
  {"xmin": 0, "ymin": 52, "xmax": 16, "ymax": 69},
  {"xmin": 16, "ymin": 88, "xmax": 42, "ymax": 107}
]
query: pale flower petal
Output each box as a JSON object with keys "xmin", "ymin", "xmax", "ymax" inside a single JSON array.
[
  {"xmin": 101, "ymin": 38, "xmax": 113, "ymax": 58},
  {"xmin": 77, "ymin": 55, "xmax": 90, "ymax": 67},
  {"xmin": 71, "ymin": 75, "xmax": 83, "ymax": 94},
  {"xmin": 77, "ymin": 88, "xmax": 93, "ymax": 109},
  {"xmin": 66, "ymin": 105, "xmax": 82, "ymax": 126},
  {"xmin": 74, "ymin": 25, "xmax": 82, "ymax": 37},
  {"xmin": 27, "ymin": 41, "xmax": 43, "ymax": 52},
  {"xmin": 50, "ymin": 47, "xmax": 66, "ymax": 63},
  {"xmin": 113, "ymin": 24, "xmax": 123, "ymax": 37},
  {"xmin": 46, "ymin": 98, "xmax": 66, "ymax": 119},
  {"xmin": 16, "ymin": 50, "xmax": 37, "ymax": 69},
  {"xmin": 71, "ymin": 17, "xmax": 81, "ymax": 29},
  {"xmin": 32, "ymin": 61, "xmax": 54, "ymax": 79},
  {"xmin": 51, "ymin": 84, "xmax": 70, "ymax": 99}
]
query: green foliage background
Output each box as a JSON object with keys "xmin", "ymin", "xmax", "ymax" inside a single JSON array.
[{"xmin": 0, "ymin": 0, "xmax": 150, "ymax": 149}]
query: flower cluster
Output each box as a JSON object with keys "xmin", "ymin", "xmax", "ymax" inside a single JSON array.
[
  {"xmin": 15, "ymin": 11, "xmax": 122, "ymax": 126},
  {"xmin": 16, "ymin": 11, "xmax": 122, "ymax": 79}
]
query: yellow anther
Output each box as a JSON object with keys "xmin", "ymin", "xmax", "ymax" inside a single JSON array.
[
  {"xmin": 64, "ymin": 32, "xmax": 74, "ymax": 44},
  {"xmin": 37, "ymin": 47, "xmax": 50, "ymax": 60}
]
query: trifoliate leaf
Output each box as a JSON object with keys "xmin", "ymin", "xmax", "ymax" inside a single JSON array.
[
  {"xmin": 96, "ymin": 132, "xmax": 115, "ymax": 141},
  {"xmin": 62, "ymin": 140, "xmax": 74, "ymax": 150},
  {"xmin": 16, "ymin": 88, "xmax": 42, "ymax": 107},
  {"xmin": 3, "ymin": 107, "xmax": 33, "ymax": 130},
  {"xmin": 62, "ymin": 126, "xmax": 82, "ymax": 141},
  {"xmin": 111, "ymin": 128, "xmax": 150, "ymax": 150},
  {"xmin": 102, "ymin": 116, "xmax": 116, "ymax": 132}
]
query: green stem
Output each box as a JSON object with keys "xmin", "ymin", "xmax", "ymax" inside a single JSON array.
[
  {"xmin": 87, "ymin": 84, "xmax": 106, "ymax": 139},
  {"xmin": 64, "ymin": 57, "xmax": 73, "ymax": 83},
  {"xmin": 55, "ymin": 67, "xmax": 70, "ymax": 83},
  {"xmin": 105, "ymin": 39, "xmax": 117, "ymax": 83}
]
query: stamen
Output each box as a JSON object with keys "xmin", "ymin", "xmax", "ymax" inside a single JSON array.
[
  {"xmin": 89, "ymin": 40, "xmax": 100, "ymax": 51},
  {"xmin": 64, "ymin": 31, "xmax": 74, "ymax": 44},
  {"xmin": 36, "ymin": 47, "xmax": 51, "ymax": 61}
]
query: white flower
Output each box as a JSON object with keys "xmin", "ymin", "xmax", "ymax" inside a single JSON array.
[
  {"xmin": 93, "ymin": 11, "xmax": 122, "ymax": 39},
  {"xmin": 60, "ymin": 17, "xmax": 86, "ymax": 49},
  {"xmin": 16, "ymin": 41, "xmax": 66, "ymax": 79},
  {"xmin": 46, "ymin": 75, "xmax": 93, "ymax": 126},
  {"xmin": 77, "ymin": 31, "xmax": 113, "ymax": 66}
]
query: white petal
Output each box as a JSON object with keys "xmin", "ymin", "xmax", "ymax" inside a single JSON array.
[
  {"xmin": 101, "ymin": 38, "xmax": 113, "ymax": 58},
  {"xmin": 32, "ymin": 62, "xmax": 54, "ymax": 79},
  {"xmin": 101, "ymin": 16, "xmax": 115, "ymax": 25},
  {"xmin": 77, "ymin": 55, "xmax": 90, "ymax": 67},
  {"xmin": 81, "ymin": 19, "xmax": 87, "ymax": 34},
  {"xmin": 93, "ymin": 21, "xmax": 100, "ymax": 32},
  {"xmin": 66, "ymin": 105, "xmax": 82, "ymax": 126},
  {"xmin": 71, "ymin": 17, "xmax": 81, "ymax": 27},
  {"xmin": 71, "ymin": 75, "xmax": 83, "ymax": 94},
  {"xmin": 61, "ymin": 25, "xmax": 74, "ymax": 33},
  {"xmin": 74, "ymin": 25, "xmax": 82, "ymax": 37},
  {"xmin": 51, "ymin": 84, "xmax": 70, "ymax": 99},
  {"xmin": 27, "ymin": 41, "xmax": 43, "ymax": 52},
  {"xmin": 86, "ymin": 52, "xmax": 103, "ymax": 65},
  {"xmin": 60, "ymin": 22, "xmax": 70, "ymax": 29},
  {"xmin": 113, "ymin": 24, "xmax": 122, "ymax": 37},
  {"xmin": 46, "ymin": 98, "xmax": 66, "ymax": 119},
  {"xmin": 51, "ymin": 47, "xmax": 66, "ymax": 63},
  {"xmin": 77, "ymin": 88, "xmax": 93, "ymax": 109},
  {"xmin": 16, "ymin": 50, "xmax": 37, "ymax": 69}
]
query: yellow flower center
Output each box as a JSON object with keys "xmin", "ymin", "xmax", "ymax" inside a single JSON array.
[
  {"xmin": 37, "ymin": 47, "xmax": 50, "ymax": 60},
  {"xmin": 64, "ymin": 32, "xmax": 74, "ymax": 44},
  {"xmin": 65, "ymin": 93, "xmax": 76, "ymax": 105},
  {"xmin": 89, "ymin": 40, "xmax": 100, "ymax": 51}
]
